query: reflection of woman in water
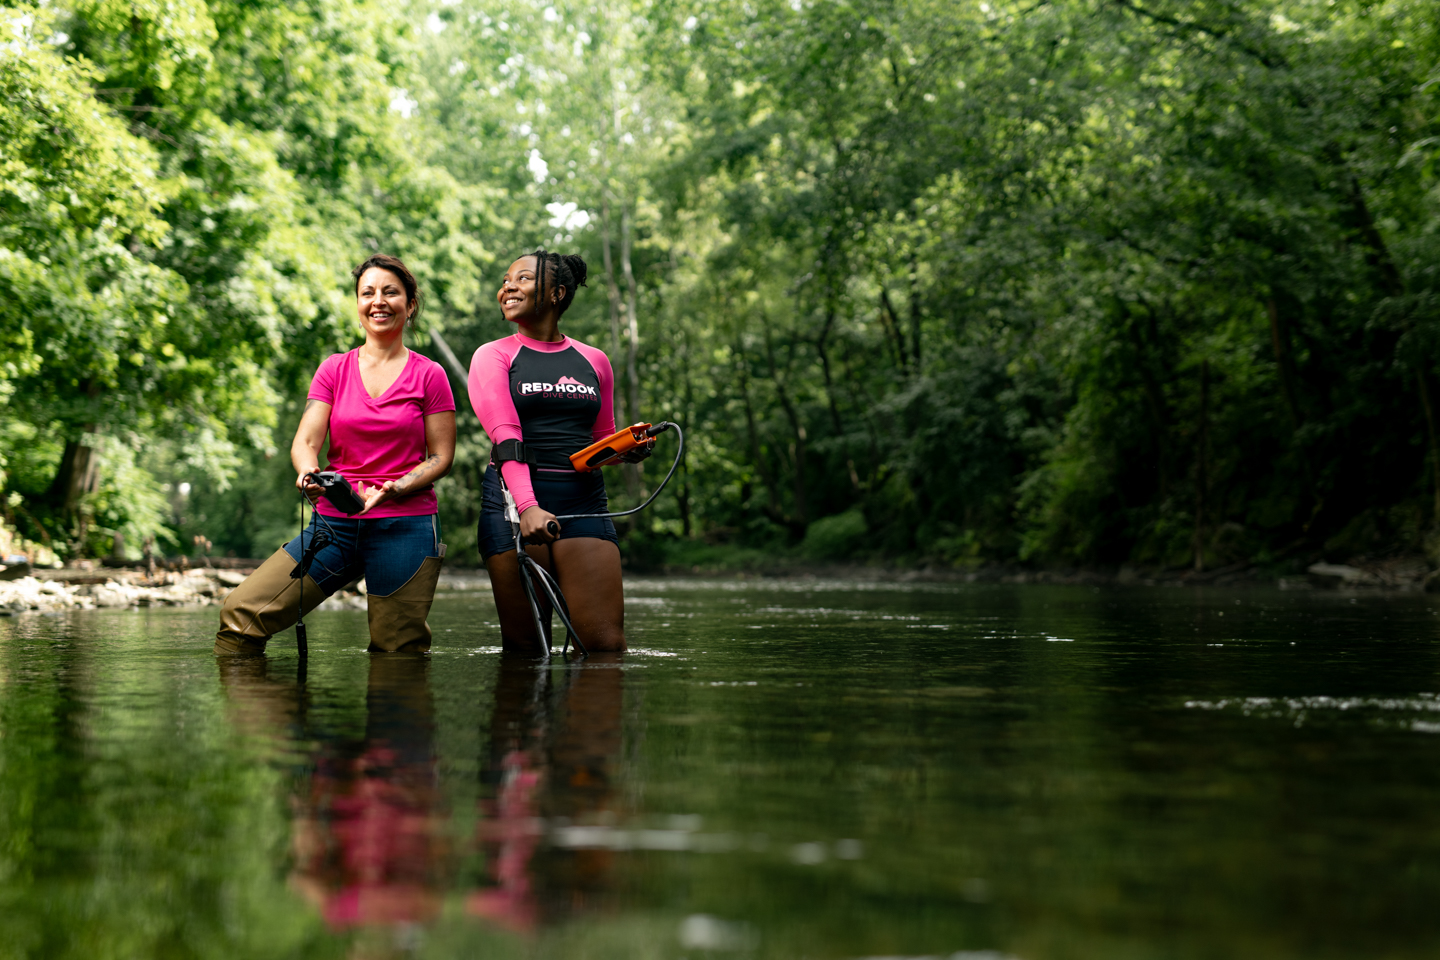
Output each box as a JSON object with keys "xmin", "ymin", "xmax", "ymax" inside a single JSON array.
[
  {"xmin": 217, "ymin": 656, "xmax": 447, "ymax": 934},
  {"xmin": 290, "ymin": 656, "xmax": 446, "ymax": 929},
  {"xmin": 215, "ymin": 652, "xmax": 627, "ymax": 941},
  {"xmin": 469, "ymin": 654, "xmax": 626, "ymax": 930}
]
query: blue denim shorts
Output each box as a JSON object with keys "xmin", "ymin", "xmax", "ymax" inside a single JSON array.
[
  {"xmin": 283, "ymin": 513, "xmax": 442, "ymax": 596},
  {"xmin": 478, "ymin": 464, "xmax": 617, "ymax": 559}
]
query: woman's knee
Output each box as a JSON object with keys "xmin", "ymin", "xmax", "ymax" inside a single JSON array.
[
  {"xmin": 582, "ymin": 624, "xmax": 626, "ymax": 652},
  {"xmin": 366, "ymin": 555, "xmax": 443, "ymax": 653},
  {"xmin": 215, "ymin": 548, "xmax": 318, "ymax": 655}
]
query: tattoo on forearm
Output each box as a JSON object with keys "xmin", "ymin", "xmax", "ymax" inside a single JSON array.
[{"xmin": 394, "ymin": 454, "xmax": 443, "ymax": 494}]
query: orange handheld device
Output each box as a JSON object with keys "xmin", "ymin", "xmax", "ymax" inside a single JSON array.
[{"xmin": 570, "ymin": 423, "xmax": 657, "ymax": 472}]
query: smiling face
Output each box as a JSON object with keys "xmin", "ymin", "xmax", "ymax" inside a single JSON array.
[
  {"xmin": 497, "ymin": 256, "xmax": 565, "ymax": 324},
  {"xmin": 356, "ymin": 266, "xmax": 414, "ymax": 338}
]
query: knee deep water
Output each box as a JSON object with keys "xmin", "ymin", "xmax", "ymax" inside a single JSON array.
[{"xmin": 2, "ymin": 582, "xmax": 1440, "ymax": 959}]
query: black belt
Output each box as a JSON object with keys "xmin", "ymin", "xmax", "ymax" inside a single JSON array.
[{"xmin": 491, "ymin": 439, "xmax": 575, "ymax": 471}]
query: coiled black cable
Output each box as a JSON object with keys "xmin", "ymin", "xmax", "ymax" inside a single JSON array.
[{"xmin": 553, "ymin": 421, "xmax": 684, "ymax": 522}]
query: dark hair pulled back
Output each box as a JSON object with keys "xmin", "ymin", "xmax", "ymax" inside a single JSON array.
[
  {"xmin": 531, "ymin": 249, "xmax": 588, "ymax": 315},
  {"xmin": 352, "ymin": 254, "xmax": 424, "ymax": 319}
]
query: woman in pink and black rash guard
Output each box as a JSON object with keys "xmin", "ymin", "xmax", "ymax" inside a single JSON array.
[
  {"xmin": 215, "ymin": 255, "xmax": 457, "ymax": 656},
  {"xmin": 468, "ymin": 251, "xmax": 650, "ymax": 653}
]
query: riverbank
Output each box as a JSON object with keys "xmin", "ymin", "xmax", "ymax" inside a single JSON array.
[
  {"xmin": 0, "ymin": 569, "xmax": 238, "ymax": 613},
  {"xmin": 639, "ymin": 554, "xmax": 1440, "ymax": 592},
  {"xmin": 623, "ymin": 535, "xmax": 1439, "ymax": 589},
  {"xmin": 5, "ymin": 553, "xmax": 1433, "ymax": 616},
  {"xmin": 0, "ymin": 565, "xmax": 494, "ymax": 615}
]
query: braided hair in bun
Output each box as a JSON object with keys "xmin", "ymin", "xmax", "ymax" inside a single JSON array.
[{"xmin": 531, "ymin": 248, "xmax": 588, "ymax": 316}]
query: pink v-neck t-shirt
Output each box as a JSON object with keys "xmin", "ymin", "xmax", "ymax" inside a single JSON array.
[{"xmin": 307, "ymin": 348, "xmax": 456, "ymax": 518}]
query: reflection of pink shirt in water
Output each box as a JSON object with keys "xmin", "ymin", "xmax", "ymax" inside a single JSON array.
[
  {"xmin": 307, "ymin": 349, "xmax": 455, "ymax": 518},
  {"xmin": 318, "ymin": 746, "xmax": 442, "ymax": 929}
]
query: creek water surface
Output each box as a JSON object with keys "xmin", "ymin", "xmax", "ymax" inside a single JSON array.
[{"xmin": 2, "ymin": 581, "xmax": 1439, "ymax": 960}]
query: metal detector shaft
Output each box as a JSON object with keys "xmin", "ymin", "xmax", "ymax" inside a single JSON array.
[
  {"xmin": 511, "ymin": 529, "xmax": 586, "ymax": 656},
  {"xmin": 292, "ymin": 487, "xmax": 343, "ymax": 662},
  {"xmin": 527, "ymin": 559, "xmax": 585, "ymax": 656},
  {"xmin": 516, "ymin": 549, "xmax": 552, "ymax": 657}
]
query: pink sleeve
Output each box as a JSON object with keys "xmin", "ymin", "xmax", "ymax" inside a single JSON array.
[
  {"xmin": 421, "ymin": 359, "xmax": 456, "ymax": 415},
  {"xmin": 307, "ymin": 354, "xmax": 340, "ymax": 404},
  {"xmin": 574, "ymin": 342, "xmax": 617, "ymax": 440},
  {"xmin": 467, "ymin": 340, "xmax": 538, "ymax": 515}
]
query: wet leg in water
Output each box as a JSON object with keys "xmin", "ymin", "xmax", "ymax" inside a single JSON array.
[{"xmin": 485, "ymin": 537, "xmax": 625, "ymax": 653}]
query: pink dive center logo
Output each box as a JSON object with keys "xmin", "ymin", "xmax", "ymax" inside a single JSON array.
[{"xmin": 556, "ymin": 376, "xmax": 585, "ymax": 387}]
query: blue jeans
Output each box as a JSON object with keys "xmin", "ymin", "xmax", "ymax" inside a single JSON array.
[{"xmin": 283, "ymin": 514, "xmax": 442, "ymax": 596}]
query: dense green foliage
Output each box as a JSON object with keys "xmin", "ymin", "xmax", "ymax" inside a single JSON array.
[
  {"xmin": 0, "ymin": 0, "xmax": 494, "ymax": 559},
  {"xmin": 4, "ymin": 0, "xmax": 1440, "ymax": 569}
]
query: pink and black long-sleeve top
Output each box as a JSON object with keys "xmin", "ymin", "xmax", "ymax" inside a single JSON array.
[{"xmin": 467, "ymin": 332, "xmax": 616, "ymax": 515}]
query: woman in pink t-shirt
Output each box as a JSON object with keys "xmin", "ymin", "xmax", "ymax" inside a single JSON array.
[{"xmin": 216, "ymin": 255, "xmax": 457, "ymax": 655}]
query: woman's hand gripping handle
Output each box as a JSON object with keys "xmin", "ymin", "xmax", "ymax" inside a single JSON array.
[{"xmin": 519, "ymin": 506, "xmax": 562, "ymax": 545}]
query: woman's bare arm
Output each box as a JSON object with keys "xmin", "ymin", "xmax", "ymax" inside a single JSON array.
[{"xmin": 292, "ymin": 399, "xmax": 333, "ymax": 494}]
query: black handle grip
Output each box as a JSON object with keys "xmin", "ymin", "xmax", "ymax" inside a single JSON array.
[
  {"xmin": 546, "ymin": 520, "xmax": 561, "ymax": 538},
  {"xmin": 291, "ymin": 531, "xmax": 332, "ymax": 580}
]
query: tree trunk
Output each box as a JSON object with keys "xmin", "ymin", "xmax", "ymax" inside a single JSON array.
[
  {"xmin": 1267, "ymin": 297, "xmax": 1303, "ymax": 429},
  {"xmin": 678, "ymin": 446, "xmax": 691, "ymax": 539},
  {"xmin": 427, "ymin": 328, "xmax": 468, "ymax": 384},
  {"xmin": 599, "ymin": 194, "xmax": 628, "ymax": 425},
  {"xmin": 815, "ymin": 303, "xmax": 861, "ymax": 492},
  {"xmin": 815, "ymin": 306, "xmax": 844, "ymax": 437},
  {"xmin": 764, "ymin": 326, "xmax": 809, "ymax": 528},
  {"xmin": 1417, "ymin": 370, "xmax": 1440, "ymax": 522},
  {"xmin": 1125, "ymin": 307, "xmax": 1171, "ymax": 495},
  {"xmin": 426, "ymin": 329, "xmax": 473, "ymax": 434},
  {"xmin": 619, "ymin": 199, "xmax": 643, "ymax": 499},
  {"xmin": 735, "ymin": 336, "xmax": 784, "ymax": 525},
  {"xmin": 620, "ymin": 201, "xmax": 642, "ymax": 427},
  {"xmin": 908, "ymin": 254, "xmax": 922, "ymax": 371},
  {"xmin": 1345, "ymin": 172, "xmax": 1404, "ymax": 297},
  {"xmin": 1267, "ymin": 295, "xmax": 1325, "ymax": 529},
  {"xmin": 679, "ymin": 328, "xmax": 694, "ymax": 538},
  {"xmin": 49, "ymin": 426, "xmax": 101, "ymax": 514},
  {"xmin": 879, "ymin": 289, "xmax": 908, "ymax": 373},
  {"xmin": 1193, "ymin": 360, "xmax": 1209, "ymax": 572}
]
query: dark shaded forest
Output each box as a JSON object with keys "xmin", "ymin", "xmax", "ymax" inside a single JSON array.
[{"xmin": 3, "ymin": 0, "xmax": 1440, "ymax": 573}]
